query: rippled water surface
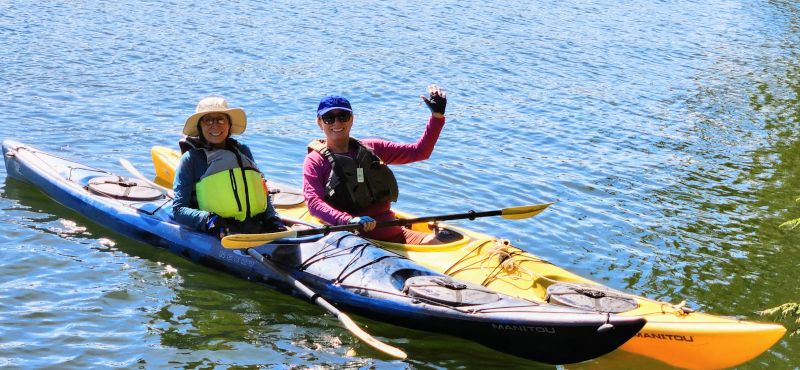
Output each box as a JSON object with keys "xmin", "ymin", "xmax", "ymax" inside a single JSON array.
[{"xmin": 2, "ymin": 0, "xmax": 800, "ymax": 368}]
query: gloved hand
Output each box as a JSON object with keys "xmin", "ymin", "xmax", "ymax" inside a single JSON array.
[
  {"xmin": 421, "ymin": 84, "xmax": 447, "ymax": 116},
  {"xmin": 349, "ymin": 216, "xmax": 377, "ymax": 232},
  {"xmin": 265, "ymin": 216, "xmax": 288, "ymax": 232},
  {"xmin": 206, "ymin": 214, "xmax": 229, "ymax": 239}
]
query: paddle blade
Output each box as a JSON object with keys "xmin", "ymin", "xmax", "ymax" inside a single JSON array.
[
  {"xmin": 338, "ymin": 313, "xmax": 407, "ymax": 359},
  {"xmin": 500, "ymin": 203, "xmax": 552, "ymax": 220},
  {"xmin": 221, "ymin": 230, "xmax": 298, "ymax": 249}
]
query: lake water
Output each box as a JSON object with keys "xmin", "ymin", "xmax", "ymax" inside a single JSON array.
[{"xmin": 1, "ymin": 0, "xmax": 799, "ymax": 368}]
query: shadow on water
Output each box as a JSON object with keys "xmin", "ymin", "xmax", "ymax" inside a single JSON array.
[
  {"xmin": 0, "ymin": 177, "xmax": 550, "ymax": 369},
  {"xmin": 622, "ymin": 14, "xmax": 800, "ymax": 370},
  {"xmin": 743, "ymin": 42, "xmax": 800, "ymax": 348}
]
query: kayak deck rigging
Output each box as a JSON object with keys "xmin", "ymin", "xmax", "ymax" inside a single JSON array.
[
  {"xmin": 145, "ymin": 145, "xmax": 788, "ymax": 369},
  {"xmin": 269, "ymin": 232, "xmax": 551, "ymax": 315}
]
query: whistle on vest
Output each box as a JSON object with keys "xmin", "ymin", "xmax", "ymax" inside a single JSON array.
[{"xmin": 357, "ymin": 167, "xmax": 365, "ymax": 183}]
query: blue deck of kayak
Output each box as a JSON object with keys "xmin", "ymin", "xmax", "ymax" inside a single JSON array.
[{"xmin": 1, "ymin": 139, "xmax": 646, "ymax": 364}]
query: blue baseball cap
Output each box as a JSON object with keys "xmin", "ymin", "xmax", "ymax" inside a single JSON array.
[{"xmin": 317, "ymin": 95, "xmax": 353, "ymax": 116}]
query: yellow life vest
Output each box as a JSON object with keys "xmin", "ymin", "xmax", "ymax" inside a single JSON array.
[{"xmin": 195, "ymin": 148, "xmax": 267, "ymax": 221}]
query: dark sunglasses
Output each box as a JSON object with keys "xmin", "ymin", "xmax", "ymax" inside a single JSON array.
[{"xmin": 320, "ymin": 111, "xmax": 352, "ymax": 125}]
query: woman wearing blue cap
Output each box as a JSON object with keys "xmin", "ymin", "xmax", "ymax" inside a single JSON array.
[{"xmin": 302, "ymin": 85, "xmax": 448, "ymax": 245}]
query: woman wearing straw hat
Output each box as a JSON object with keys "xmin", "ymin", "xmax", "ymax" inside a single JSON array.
[{"xmin": 172, "ymin": 96, "xmax": 283, "ymax": 238}]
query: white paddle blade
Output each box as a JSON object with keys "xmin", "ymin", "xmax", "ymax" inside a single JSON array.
[{"xmin": 338, "ymin": 313, "xmax": 407, "ymax": 359}]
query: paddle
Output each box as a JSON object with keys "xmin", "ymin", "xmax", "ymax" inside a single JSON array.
[
  {"xmin": 119, "ymin": 158, "xmax": 174, "ymax": 198},
  {"xmin": 244, "ymin": 247, "xmax": 407, "ymax": 359},
  {"xmin": 121, "ymin": 161, "xmax": 405, "ymax": 358},
  {"xmin": 221, "ymin": 203, "xmax": 552, "ymax": 249}
]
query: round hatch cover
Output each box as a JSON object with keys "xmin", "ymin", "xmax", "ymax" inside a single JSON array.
[
  {"xmin": 404, "ymin": 275, "xmax": 500, "ymax": 306},
  {"xmin": 267, "ymin": 182, "xmax": 305, "ymax": 206},
  {"xmin": 546, "ymin": 282, "xmax": 638, "ymax": 313},
  {"xmin": 87, "ymin": 176, "xmax": 163, "ymax": 201},
  {"xmin": 272, "ymin": 190, "xmax": 305, "ymax": 206}
]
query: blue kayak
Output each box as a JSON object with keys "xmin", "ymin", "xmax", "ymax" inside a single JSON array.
[{"xmin": 2, "ymin": 139, "xmax": 646, "ymax": 364}]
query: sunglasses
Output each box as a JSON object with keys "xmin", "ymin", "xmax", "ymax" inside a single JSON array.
[
  {"xmin": 200, "ymin": 115, "xmax": 229, "ymax": 126},
  {"xmin": 320, "ymin": 111, "xmax": 352, "ymax": 125}
]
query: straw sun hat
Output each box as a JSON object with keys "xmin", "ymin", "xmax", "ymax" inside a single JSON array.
[{"xmin": 182, "ymin": 97, "xmax": 247, "ymax": 137}]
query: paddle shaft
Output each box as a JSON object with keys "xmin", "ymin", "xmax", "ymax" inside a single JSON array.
[
  {"xmin": 221, "ymin": 204, "xmax": 551, "ymax": 249},
  {"xmin": 246, "ymin": 248, "xmax": 333, "ymax": 309},
  {"xmin": 244, "ymin": 248, "xmax": 406, "ymax": 358},
  {"xmin": 290, "ymin": 210, "xmax": 503, "ymax": 237},
  {"xmin": 119, "ymin": 158, "xmax": 174, "ymax": 198}
]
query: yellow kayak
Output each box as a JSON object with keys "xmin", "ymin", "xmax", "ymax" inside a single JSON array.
[{"xmin": 152, "ymin": 145, "xmax": 785, "ymax": 369}]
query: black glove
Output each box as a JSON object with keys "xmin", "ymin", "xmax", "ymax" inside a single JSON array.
[
  {"xmin": 205, "ymin": 214, "xmax": 229, "ymax": 239},
  {"xmin": 422, "ymin": 84, "xmax": 447, "ymax": 115},
  {"xmin": 264, "ymin": 216, "xmax": 288, "ymax": 232}
]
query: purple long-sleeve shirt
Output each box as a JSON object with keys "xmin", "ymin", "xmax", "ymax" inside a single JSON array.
[{"xmin": 303, "ymin": 116, "xmax": 445, "ymax": 228}]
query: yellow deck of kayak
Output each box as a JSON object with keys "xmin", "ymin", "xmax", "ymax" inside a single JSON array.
[{"xmin": 152, "ymin": 145, "xmax": 785, "ymax": 369}]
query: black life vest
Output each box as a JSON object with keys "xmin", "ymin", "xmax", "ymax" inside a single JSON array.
[{"xmin": 308, "ymin": 138, "xmax": 399, "ymax": 214}]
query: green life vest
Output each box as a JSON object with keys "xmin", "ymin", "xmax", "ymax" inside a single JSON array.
[
  {"xmin": 308, "ymin": 138, "xmax": 399, "ymax": 214},
  {"xmin": 195, "ymin": 148, "xmax": 268, "ymax": 221}
]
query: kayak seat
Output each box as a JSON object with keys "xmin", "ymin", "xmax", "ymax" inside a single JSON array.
[
  {"xmin": 409, "ymin": 222, "xmax": 465, "ymax": 243},
  {"xmin": 434, "ymin": 227, "xmax": 464, "ymax": 243}
]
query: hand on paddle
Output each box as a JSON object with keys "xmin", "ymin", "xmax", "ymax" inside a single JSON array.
[
  {"xmin": 206, "ymin": 214, "xmax": 230, "ymax": 239},
  {"xmin": 349, "ymin": 216, "xmax": 377, "ymax": 232},
  {"xmin": 222, "ymin": 203, "xmax": 553, "ymax": 249},
  {"xmin": 422, "ymin": 84, "xmax": 447, "ymax": 117}
]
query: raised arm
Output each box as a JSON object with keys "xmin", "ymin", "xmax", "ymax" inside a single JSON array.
[
  {"xmin": 368, "ymin": 115, "xmax": 446, "ymax": 164},
  {"xmin": 368, "ymin": 84, "xmax": 447, "ymax": 164}
]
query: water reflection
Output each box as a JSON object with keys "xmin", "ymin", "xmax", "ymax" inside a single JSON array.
[
  {"xmin": 620, "ymin": 6, "xmax": 800, "ymax": 367},
  {"xmin": 4, "ymin": 0, "xmax": 800, "ymax": 366},
  {"xmin": 1, "ymin": 178, "xmax": 551, "ymax": 368}
]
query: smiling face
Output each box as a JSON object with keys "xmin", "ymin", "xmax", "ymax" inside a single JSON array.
[
  {"xmin": 199, "ymin": 113, "xmax": 231, "ymax": 148},
  {"xmin": 317, "ymin": 109, "xmax": 353, "ymax": 152}
]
